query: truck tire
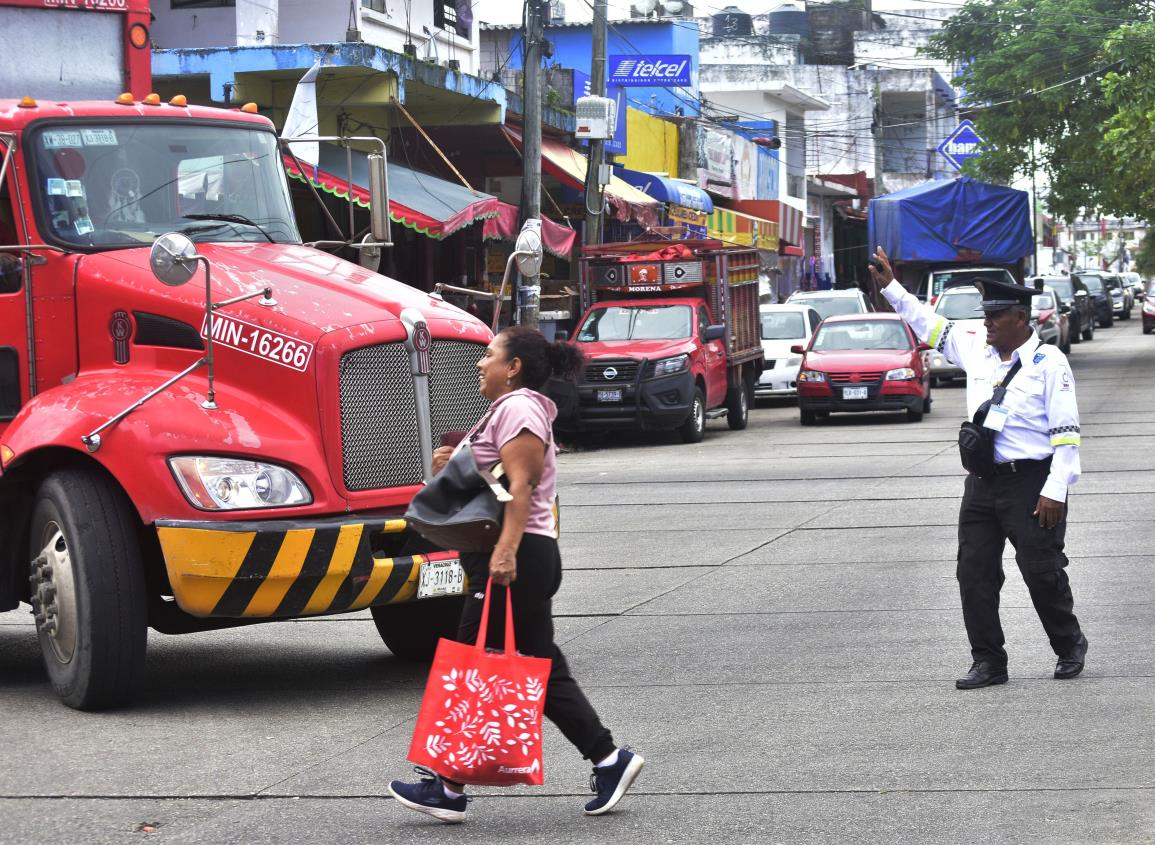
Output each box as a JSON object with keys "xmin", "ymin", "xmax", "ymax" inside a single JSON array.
[
  {"xmin": 371, "ymin": 595, "xmax": 464, "ymax": 662},
  {"xmin": 679, "ymin": 387, "xmax": 706, "ymax": 443},
  {"xmin": 28, "ymin": 469, "xmax": 148, "ymax": 710},
  {"xmin": 800, "ymin": 409, "xmax": 817, "ymax": 426},
  {"xmin": 725, "ymin": 377, "xmax": 750, "ymax": 431}
]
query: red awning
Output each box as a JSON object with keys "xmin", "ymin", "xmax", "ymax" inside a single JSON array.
[
  {"xmin": 781, "ymin": 244, "xmax": 804, "ymax": 257},
  {"xmin": 283, "ymin": 144, "xmax": 502, "ymax": 239},
  {"xmin": 482, "ymin": 206, "xmax": 577, "ymax": 259}
]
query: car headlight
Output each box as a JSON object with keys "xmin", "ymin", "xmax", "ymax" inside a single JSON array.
[
  {"xmin": 169, "ymin": 457, "xmax": 312, "ymax": 510},
  {"xmin": 798, "ymin": 369, "xmax": 826, "ymax": 382},
  {"xmin": 885, "ymin": 367, "xmax": 917, "ymax": 381},
  {"xmin": 1144, "ymin": 301, "xmax": 1155, "ymax": 314},
  {"xmin": 652, "ymin": 354, "xmax": 689, "ymax": 376}
]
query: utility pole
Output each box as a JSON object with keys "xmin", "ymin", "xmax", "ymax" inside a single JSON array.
[
  {"xmin": 519, "ymin": 0, "xmax": 546, "ymax": 329},
  {"xmin": 583, "ymin": 0, "xmax": 608, "ymax": 248}
]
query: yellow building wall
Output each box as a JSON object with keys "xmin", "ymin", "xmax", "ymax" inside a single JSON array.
[{"xmin": 616, "ymin": 108, "xmax": 680, "ymax": 177}]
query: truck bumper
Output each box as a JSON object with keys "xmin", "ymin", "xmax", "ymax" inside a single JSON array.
[
  {"xmin": 155, "ymin": 516, "xmax": 463, "ymax": 619},
  {"xmin": 551, "ymin": 370, "xmax": 694, "ymax": 431}
]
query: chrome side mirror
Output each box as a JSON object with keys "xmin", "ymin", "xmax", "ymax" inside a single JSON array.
[{"xmin": 149, "ymin": 232, "xmax": 199, "ymax": 286}]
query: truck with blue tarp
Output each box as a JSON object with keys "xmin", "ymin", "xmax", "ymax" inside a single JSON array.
[{"xmin": 867, "ymin": 177, "xmax": 1034, "ymax": 304}]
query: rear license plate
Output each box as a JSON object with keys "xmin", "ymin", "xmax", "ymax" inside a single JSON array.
[
  {"xmin": 417, "ymin": 557, "xmax": 465, "ymax": 599},
  {"xmin": 597, "ymin": 388, "xmax": 623, "ymax": 402},
  {"xmin": 843, "ymin": 386, "xmax": 868, "ymax": 400}
]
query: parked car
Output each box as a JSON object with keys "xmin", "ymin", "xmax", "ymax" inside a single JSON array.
[
  {"xmin": 1032, "ymin": 286, "xmax": 1071, "ymax": 353},
  {"xmin": 1036, "ymin": 274, "xmax": 1094, "ymax": 343},
  {"xmin": 1104, "ymin": 274, "xmax": 1134, "ymax": 319},
  {"xmin": 756, "ymin": 304, "xmax": 821, "ymax": 398},
  {"xmin": 1073, "ymin": 271, "xmax": 1115, "ymax": 328},
  {"xmin": 1123, "ymin": 271, "xmax": 1145, "ymax": 300},
  {"xmin": 929, "ymin": 285, "xmax": 985, "ymax": 385},
  {"xmin": 785, "ymin": 288, "xmax": 873, "ymax": 319},
  {"xmin": 1143, "ymin": 279, "xmax": 1155, "ymax": 335},
  {"xmin": 794, "ymin": 313, "xmax": 932, "ymax": 424}
]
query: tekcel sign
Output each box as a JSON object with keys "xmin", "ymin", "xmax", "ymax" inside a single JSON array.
[
  {"xmin": 608, "ymin": 54, "xmax": 692, "ymax": 87},
  {"xmin": 937, "ymin": 120, "xmax": 986, "ymax": 171}
]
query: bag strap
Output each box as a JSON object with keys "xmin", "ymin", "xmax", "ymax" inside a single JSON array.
[
  {"xmin": 474, "ymin": 576, "xmax": 517, "ymax": 656},
  {"xmin": 991, "ymin": 340, "xmax": 1040, "ymax": 405}
]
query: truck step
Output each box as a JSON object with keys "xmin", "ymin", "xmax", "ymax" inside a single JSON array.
[{"xmin": 705, "ymin": 408, "xmax": 728, "ymax": 420}]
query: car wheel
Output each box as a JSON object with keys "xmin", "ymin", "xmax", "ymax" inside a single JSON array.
[
  {"xmin": 1071, "ymin": 318, "xmax": 1081, "ymax": 344},
  {"xmin": 29, "ymin": 469, "xmax": 148, "ymax": 710},
  {"xmin": 923, "ymin": 387, "xmax": 932, "ymax": 413},
  {"xmin": 907, "ymin": 407, "xmax": 924, "ymax": 422},
  {"xmin": 725, "ymin": 377, "xmax": 750, "ymax": 431},
  {"xmin": 800, "ymin": 409, "xmax": 817, "ymax": 426},
  {"xmin": 679, "ymin": 387, "xmax": 706, "ymax": 443},
  {"xmin": 1144, "ymin": 323, "xmax": 1153, "ymax": 335},
  {"xmin": 1101, "ymin": 313, "xmax": 1113, "ymax": 328},
  {"xmin": 370, "ymin": 595, "xmax": 465, "ymax": 662},
  {"xmin": 1084, "ymin": 321, "xmax": 1094, "ymax": 341}
]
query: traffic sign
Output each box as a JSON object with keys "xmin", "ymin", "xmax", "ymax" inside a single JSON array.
[{"xmin": 938, "ymin": 120, "xmax": 986, "ymax": 170}]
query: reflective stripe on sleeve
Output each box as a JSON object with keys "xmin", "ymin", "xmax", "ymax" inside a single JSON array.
[
  {"xmin": 1051, "ymin": 435, "xmax": 1081, "ymax": 447},
  {"xmin": 927, "ymin": 317, "xmax": 948, "ymax": 349}
]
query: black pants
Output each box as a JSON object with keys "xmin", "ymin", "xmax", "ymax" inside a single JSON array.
[
  {"xmin": 458, "ymin": 533, "xmax": 615, "ymax": 763},
  {"xmin": 957, "ymin": 460, "xmax": 1083, "ymax": 667}
]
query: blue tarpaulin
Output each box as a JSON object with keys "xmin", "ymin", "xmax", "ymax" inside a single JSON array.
[{"xmin": 868, "ymin": 177, "xmax": 1032, "ymax": 264}]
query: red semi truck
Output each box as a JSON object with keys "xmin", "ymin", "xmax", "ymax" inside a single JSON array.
[
  {"xmin": 550, "ymin": 240, "xmax": 764, "ymax": 442},
  {"xmin": 0, "ymin": 94, "xmax": 493, "ymax": 709}
]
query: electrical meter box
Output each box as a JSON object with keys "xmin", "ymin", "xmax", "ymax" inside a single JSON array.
[{"xmin": 575, "ymin": 96, "xmax": 617, "ymax": 140}]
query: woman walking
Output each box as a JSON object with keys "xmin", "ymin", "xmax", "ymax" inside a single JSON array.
[{"xmin": 389, "ymin": 326, "xmax": 644, "ymax": 823}]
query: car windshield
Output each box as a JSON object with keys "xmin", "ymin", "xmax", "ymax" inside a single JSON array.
[
  {"xmin": 1047, "ymin": 278, "xmax": 1074, "ymax": 299},
  {"xmin": 578, "ymin": 304, "xmax": 693, "ymax": 341},
  {"xmin": 1148, "ymin": 280, "xmax": 1155, "ymax": 296},
  {"xmin": 1077, "ymin": 275, "xmax": 1103, "ymax": 292},
  {"xmin": 811, "ymin": 320, "xmax": 911, "ymax": 351},
  {"xmin": 935, "ymin": 290, "xmax": 983, "ymax": 320},
  {"xmin": 1033, "ymin": 292, "xmax": 1055, "ymax": 310},
  {"xmin": 29, "ymin": 122, "xmax": 300, "ymax": 249},
  {"xmin": 760, "ymin": 311, "xmax": 806, "ymax": 340},
  {"xmin": 792, "ymin": 296, "xmax": 863, "ymax": 318}
]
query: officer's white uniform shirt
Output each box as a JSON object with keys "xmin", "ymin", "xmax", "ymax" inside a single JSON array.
[{"xmin": 882, "ymin": 281, "xmax": 1082, "ymax": 502}]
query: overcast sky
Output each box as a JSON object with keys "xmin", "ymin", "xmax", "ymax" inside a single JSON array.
[{"xmin": 473, "ymin": 0, "xmax": 964, "ymax": 26}]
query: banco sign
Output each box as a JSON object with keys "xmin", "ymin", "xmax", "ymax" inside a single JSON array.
[
  {"xmin": 937, "ymin": 120, "xmax": 987, "ymax": 171},
  {"xmin": 608, "ymin": 54, "xmax": 692, "ymax": 87}
]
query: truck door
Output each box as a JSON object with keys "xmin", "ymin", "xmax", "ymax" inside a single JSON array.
[
  {"xmin": 0, "ymin": 148, "xmax": 29, "ymax": 431},
  {"xmin": 698, "ymin": 304, "xmax": 727, "ymax": 407}
]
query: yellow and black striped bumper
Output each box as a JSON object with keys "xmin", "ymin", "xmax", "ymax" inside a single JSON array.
[{"xmin": 155, "ymin": 517, "xmax": 462, "ymax": 619}]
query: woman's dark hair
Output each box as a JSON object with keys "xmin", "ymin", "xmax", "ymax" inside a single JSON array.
[{"xmin": 500, "ymin": 326, "xmax": 585, "ymax": 390}]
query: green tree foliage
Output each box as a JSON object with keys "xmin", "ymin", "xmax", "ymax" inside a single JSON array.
[{"xmin": 925, "ymin": 0, "xmax": 1149, "ymax": 221}]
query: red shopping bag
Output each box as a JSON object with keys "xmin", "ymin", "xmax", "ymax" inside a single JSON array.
[{"xmin": 407, "ymin": 580, "xmax": 551, "ymax": 786}]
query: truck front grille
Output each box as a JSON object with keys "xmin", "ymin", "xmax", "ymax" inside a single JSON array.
[
  {"xmin": 583, "ymin": 359, "xmax": 640, "ymax": 384},
  {"xmin": 338, "ymin": 340, "xmax": 489, "ymax": 492}
]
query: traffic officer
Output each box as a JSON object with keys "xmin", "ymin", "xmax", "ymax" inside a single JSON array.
[{"xmin": 868, "ymin": 247, "xmax": 1089, "ymax": 690}]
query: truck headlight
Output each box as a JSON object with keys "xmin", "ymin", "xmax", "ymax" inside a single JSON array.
[
  {"xmin": 885, "ymin": 367, "xmax": 917, "ymax": 381},
  {"xmin": 169, "ymin": 457, "xmax": 312, "ymax": 510},
  {"xmin": 652, "ymin": 354, "xmax": 689, "ymax": 376},
  {"xmin": 798, "ymin": 369, "xmax": 826, "ymax": 382}
]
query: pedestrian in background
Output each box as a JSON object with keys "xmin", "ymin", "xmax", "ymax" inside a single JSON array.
[
  {"xmin": 868, "ymin": 248, "xmax": 1089, "ymax": 690},
  {"xmin": 389, "ymin": 326, "xmax": 644, "ymax": 823}
]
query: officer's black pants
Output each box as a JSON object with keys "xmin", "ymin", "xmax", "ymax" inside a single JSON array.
[
  {"xmin": 459, "ymin": 533, "xmax": 616, "ymax": 763},
  {"xmin": 957, "ymin": 461, "xmax": 1083, "ymax": 667}
]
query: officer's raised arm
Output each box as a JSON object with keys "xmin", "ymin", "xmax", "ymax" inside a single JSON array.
[{"xmin": 867, "ymin": 246, "xmax": 980, "ymax": 369}]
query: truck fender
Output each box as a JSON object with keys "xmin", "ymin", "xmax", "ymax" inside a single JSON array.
[{"xmin": 1, "ymin": 371, "xmax": 330, "ymax": 524}]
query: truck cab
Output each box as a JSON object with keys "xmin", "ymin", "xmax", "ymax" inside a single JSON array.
[{"xmin": 550, "ymin": 240, "xmax": 763, "ymax": 443}]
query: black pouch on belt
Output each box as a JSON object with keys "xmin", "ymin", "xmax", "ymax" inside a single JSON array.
[{"xmin": 958, "ymin": 356, "xmax": 1026, "ymax": 477}]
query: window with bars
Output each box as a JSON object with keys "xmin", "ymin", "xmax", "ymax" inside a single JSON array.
[{"xmin": 433, "ymin": 1, "xmax": 457, "ymax": 30}]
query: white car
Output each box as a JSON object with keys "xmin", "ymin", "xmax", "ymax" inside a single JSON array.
[
  {"xmin": 929, "ymin": 285, "xmax": 985, "ymax": 384},
  {"xmin": 785, "ymin": 288, "xmax": 873, "ymax": 319},
  {"xmin": 756, "ymin": 304, "xmax": 821, "ymax": 397}
]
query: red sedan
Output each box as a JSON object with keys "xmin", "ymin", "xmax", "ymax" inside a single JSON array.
[{"xmin": 794, "ymin": 313, "xmax": 932, "ymax": 425}]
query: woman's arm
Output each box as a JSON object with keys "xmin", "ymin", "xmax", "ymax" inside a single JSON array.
[{"xmin": 489, "ymin": 431, "xmax": 547, "ymax": 586}]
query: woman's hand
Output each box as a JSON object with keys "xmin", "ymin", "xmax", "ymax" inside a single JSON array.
[
  {"xmin": 431, "ymin": 446, "xmax": 454, "ymax": 475},
  {"xmin": 489, "ymin": 543, "xmax": 518, "ymax": 586}
]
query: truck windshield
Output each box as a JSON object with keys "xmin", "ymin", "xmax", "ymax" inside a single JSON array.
[
  {"xmin": 29, "ymin": 123, "xmax": 299, "ymax": 249},
  {"xmin": 930, "ymin": 269, "xmax": 1015, "ymax": 297},
  {"xmin": 935, "ymin": 289, "xmax": 983, "ymax": 320},
  {"xmin": 578, "ymin": 305, "xmax": 692, "ymax": 341}
]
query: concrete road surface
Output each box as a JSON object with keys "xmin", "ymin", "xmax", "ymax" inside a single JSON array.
[{"xmin": 1, "ymin": 323, "xmax": 1152, "ymax": 844}]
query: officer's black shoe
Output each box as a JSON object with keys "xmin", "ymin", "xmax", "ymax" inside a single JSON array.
[
  {"xmin": 955, "ymin": 661, "xmax": 1009, "ymax": 690},
  {"xmin": 1055, "ymin": 634, "xmax": 1089, "ymax": 680}
]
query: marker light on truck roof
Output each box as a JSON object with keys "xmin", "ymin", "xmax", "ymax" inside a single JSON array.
[
  {"xmin": 241, "ymin": 102, "xmax": 259, "ymax": 114},
  {"xmin": 170, "ymin": 95, "xmax": 188, "ymax": 107},
  {"xmin": 116, "ymin": 93, "xmax": 134, "ymax": 106},
  {"xmin": 143, "ymin": 94, "xmax": 161, "ymax": 106},
  {"xmin": 17, "ymin": 96, "xmax": 36, "ymax": 109}
]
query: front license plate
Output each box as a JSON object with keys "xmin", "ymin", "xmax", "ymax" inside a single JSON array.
[
  {"xmin": 597, "ymin": 388, "xmax": 623, "ymax": 402},
  {"xmin": 843, "ymin": 386, "xmax": 868, "ymax": 400},
  {"xmin": 417, "ymin": 558, "xmax": 465, "ymax": 599}
]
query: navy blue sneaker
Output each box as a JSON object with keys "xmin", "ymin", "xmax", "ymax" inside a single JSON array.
[
  {"xmin": 388, "ymin": 767, "xmax": 468, "ymax": 824},
  {"xmin": 584, "ymin": 748, "xmax": 645, "ymax": 815}
]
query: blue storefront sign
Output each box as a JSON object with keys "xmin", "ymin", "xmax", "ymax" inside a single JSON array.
[
  {"xmin": 937, "ymin": 120, "xmax": 986, "ymax": 171},
  {"xmin": 608, "ymin": 54, "xmax": 692, "ymax": 87},
  {"xmin": 574, "ymin": 70, "xmax": 627, "ymax": 156}
]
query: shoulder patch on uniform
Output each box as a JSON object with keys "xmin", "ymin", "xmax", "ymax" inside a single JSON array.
[
  {"xmin": 1060, "ymin": 371, "xmax": 1072, "ymax": 391},
  {"xmin": 1033, "ymin": 351, "xmax": 1046, "ymax": 364}
]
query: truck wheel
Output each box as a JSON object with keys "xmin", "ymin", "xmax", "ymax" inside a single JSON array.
[
  {"xmin": 370, "ymin": 595, "xmax": 465, "ymax": 662},
  {"xmin": 725, "ymin": 378, "xmax": 750, "ymax": 431},
  {"xmin": 28, "ymin": 469, "xmax": 148, "ymax": 710},
  {"xmin": 800, "ymin": 409, "xmax": 817, "ymax": 426},
  {"xmin": 679, "ymin": 387, "xmax": 706, "ymax": 443}
]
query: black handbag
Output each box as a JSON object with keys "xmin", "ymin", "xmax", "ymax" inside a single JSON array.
[
  {"xmin": 404, "ymin": 443, "xmax": 512, "ymax": 552},
  {"xmin": 958, "ymin": 352, "xmax": 1030, "ymax": 477}
]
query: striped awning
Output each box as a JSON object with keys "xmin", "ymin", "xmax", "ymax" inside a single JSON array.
[{"xmin": 706, "ymin": 207, "xmax": 779, "ymax": 251}]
